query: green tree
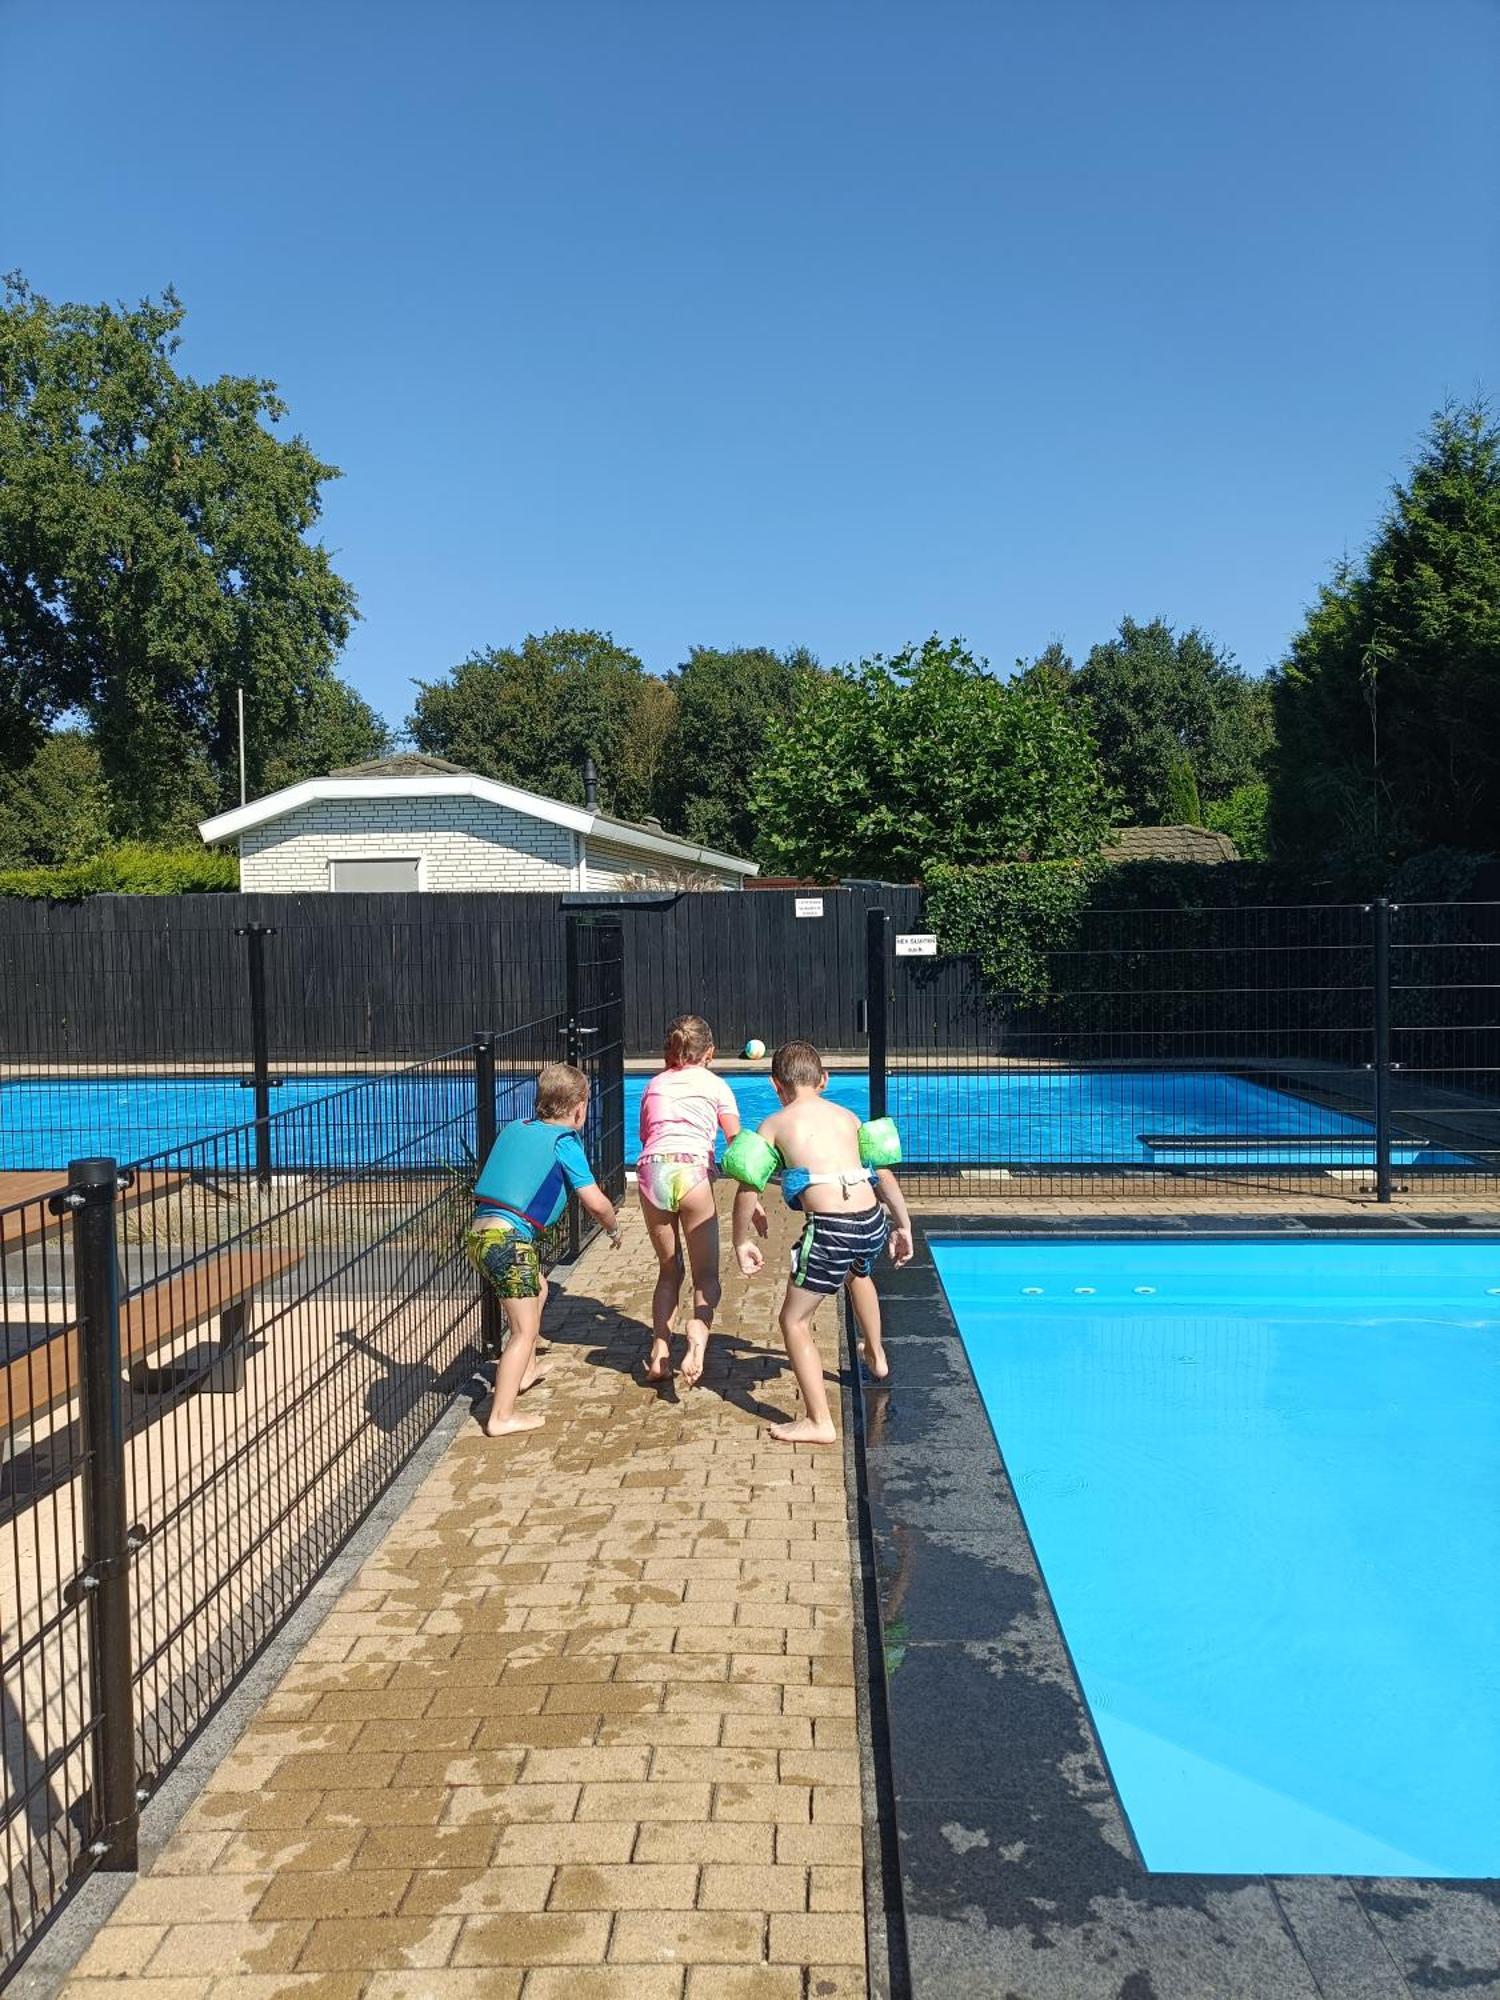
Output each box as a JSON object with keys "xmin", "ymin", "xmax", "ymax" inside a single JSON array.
[
  {"xmin": 1205, "ymin": 780, "xmax": 1270, "ymax": 860},
  {"xmin": 0, "ymin": 730, "xmax": 113, "ymax": 865},
  {"xmin": 1270, "ymin": 401, "xmax": 1500, "ymax": 876},
  {"xmin": 1074, "ymin": 616, "xmax": 1271, "ymax": 824},
  {"xmin": 750, "ymin": 636, "xmax": 1111, "ymax": 880},
  {"xmin": 261, "ymin": 676, "xmax": 391, "ymax": 792},
  {"xmin": 409, "ymin": 629, "xmax": 671, "ymax": 821},
  {"xmin": 1013, "ymin": 640, "xmax": 1075, "ymax": 698},
  {"xmin": 657, "ymin": 645, "xmax": 818, "ymax": 855},
  {"xmin": 0, "ymin": 276, "xmax": 356, "ymax": 832}
]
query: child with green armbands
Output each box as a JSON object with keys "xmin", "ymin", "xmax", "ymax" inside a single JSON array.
[{"xmin": 729, "ymin": 1040, "xmax": 913, "ymax": 1446}]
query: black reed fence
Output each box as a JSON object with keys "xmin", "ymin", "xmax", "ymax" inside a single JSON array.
[
  {"xmin": 869, "ymin": 899, "xmax": 1500, "ymax": 1199},
  {"xmin": 0, "ymin": 978, "xmax": 627, "ymax": 1976}
]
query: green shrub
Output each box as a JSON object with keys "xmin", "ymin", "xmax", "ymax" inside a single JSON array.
[
  {"xmin": 0, "ymin": 843, "xmax": 239, "ymax": 899},
  {"xmin": 1205, "ymin": 780, "xmax": 1270, "ymax": 860},
  {"xmin": 924, "ymin": 860, "xmax": 1102, "ymax": 1002}
]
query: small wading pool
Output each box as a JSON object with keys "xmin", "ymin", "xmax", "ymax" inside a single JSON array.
[
  {"xmin": 0, "ymin": 1070, "xmax": 1459, "ymax": 1173},
  {"xmin": 932, "ymin": 1237, "xmax": 1500, "ymax": 1877}
]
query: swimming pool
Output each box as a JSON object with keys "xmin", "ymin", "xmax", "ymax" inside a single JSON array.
[
  {"xmin": 932, "ymin": 1237, "xmax": 1500, "ymax": 1877},
  {"xmin": 0, "ymin": 1068, "xmax": 1444, "ymax": 1173}
]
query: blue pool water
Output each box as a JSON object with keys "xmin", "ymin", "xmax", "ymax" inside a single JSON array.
[
  {"xmin": 932, "ymin": 1238, "xmax": 1500, "ymax": 1876},
  {"xmin": 0, "ymin": 1069, "xmax": 1448, "ymax": 1173}
]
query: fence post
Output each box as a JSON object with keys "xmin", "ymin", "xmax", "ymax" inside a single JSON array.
[
  {"xmin": 236, "ymin": 923, "xmax": 277, "ymax": 1192},
  {"xmin": 1372, "ymin": 898, "xmax": 1393, "ymax": 1203},
  {"xmin": 564, "ymin": 915, "xmax": 582, "ymax": 1259},
  {"xmin": 472, "ymin": 1034, "xmax": 501, "ymax": 1355},
  {"xmin": 58, "ymin": 1157, "xmax": 139, "ymax": 1871},
  {"xmin": 865, "ymin": 906, "xmax": 889, "ymax": 1120}
]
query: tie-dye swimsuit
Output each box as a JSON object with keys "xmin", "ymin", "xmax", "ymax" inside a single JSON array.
[{"xmin": 636, "ymin": 1064, "xmax": 740, "ymax": 1213}]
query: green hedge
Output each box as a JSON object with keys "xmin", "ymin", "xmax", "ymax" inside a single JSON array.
[{"xmin": 0, "ymin": 843, "xmax": 239, "ymax": 899}]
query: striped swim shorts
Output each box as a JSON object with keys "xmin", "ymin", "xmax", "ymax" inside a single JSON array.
[{"xmin": 789, "ymin": 1206, "xmax": 889, "ymax": 1296}]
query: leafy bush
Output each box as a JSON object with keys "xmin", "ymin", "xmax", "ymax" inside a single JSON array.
[
  {"xmin": 0, "ymin": 843, "xmax": 239, "ymax": 899},
  {"xmin": 1205, "ymin": 780, "xmax": 1270, "ymax": 860},
  {"xmin": 924, "ymin": 860, "xmax": 1102, "ymax": 1002}
]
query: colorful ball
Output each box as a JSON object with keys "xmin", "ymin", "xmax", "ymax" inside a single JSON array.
[{"xmin": 742, "ymin": 1037, "xmax": 767, "ymax": 1061}]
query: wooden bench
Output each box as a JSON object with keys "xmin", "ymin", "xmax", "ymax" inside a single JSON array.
[
  {"xmin": 0, "ymin": 1170, "xmax": 189, "ymax": 1254},
  {"xmin": 1, "ymin": 1244, "xmax": 304, "ymax": 1436}
]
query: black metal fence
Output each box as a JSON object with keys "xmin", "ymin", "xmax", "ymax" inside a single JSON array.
[
  {"xmin": 1, "ymin": 953, "xmax": 628, "ymax": 1974},
  {"xmin": 867, "ymin": 900, "xmax": 1500, "ymax": 1199},
  {"xmin": 0, "ymin": 887, "xmax": 911, "ymax": 1107}
]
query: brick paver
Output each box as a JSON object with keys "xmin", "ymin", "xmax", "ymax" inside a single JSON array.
[{"xmin": 61, "ymin": 1195, "xmax": 867, "ymax": 1999}]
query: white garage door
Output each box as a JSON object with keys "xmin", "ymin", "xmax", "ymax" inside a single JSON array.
[{"xmin": 329, "ymin": 857, "xmax": 422, "ymax": 892}]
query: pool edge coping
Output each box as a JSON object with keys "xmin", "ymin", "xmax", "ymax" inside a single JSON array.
[{"xmin": 858, "ymin": 1210, "xmax": 1500, "ymax": 2000}]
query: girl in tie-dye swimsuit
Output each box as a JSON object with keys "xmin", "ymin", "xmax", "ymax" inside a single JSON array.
[{"xmin": 637, "ymin": 1015, "xmax": 741, "ymax": 1387}]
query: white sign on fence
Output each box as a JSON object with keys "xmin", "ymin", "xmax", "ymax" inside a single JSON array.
[
  {"xmin": 895, "ymin": 933, "xmax": 939, "ymax": 957},
  {"xmin": 794, "ymin": 896, "xmax": 824, "ymax": 918}
]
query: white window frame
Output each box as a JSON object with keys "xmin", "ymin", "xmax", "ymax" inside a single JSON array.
[{"xmin": 327, "ymin": 854, "xmax": 427, "ymax": 893}]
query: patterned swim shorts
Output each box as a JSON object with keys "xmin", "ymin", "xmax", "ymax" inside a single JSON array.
[
  {"xmin": 636, "ymin": 1152, "xmax": 713, "ymax": 1214},
  {"xmin": 466, "ymin": 1219, "xmax": 543, "ymax": 1300},
  {"xmin": 789, "ymin": 1206, "xmax": 889, "ymax": 1296}
]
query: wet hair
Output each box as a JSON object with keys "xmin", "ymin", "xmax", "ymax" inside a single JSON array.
[
  {"xmin": 663, "ymin": 1014, "xmax": 715, "ymax": 1067},
  {"xmin": 535, "ymin": 1062, "xmax": 590, "ymax": 1118},
  {"xmin": 771, "ymin": 1040, "xmax": 825, "ymax": 1091}
]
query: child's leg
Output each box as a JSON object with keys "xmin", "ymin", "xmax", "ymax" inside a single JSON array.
[
  {"xmin": 638, "ymin": 1194, "xmax": 683, "ymax": 1380},
  {"xmin": 487, "ymin": 1292, "xmax": 545, "ymax": 1436},
  {"xmin": 677, "ymin": 1179, "xmax": 722, "ymax": 1388},
  {"xmin": 845, "ymin": 1270, "xmax": 889, "ymax": 1380},
  {"xmin": 769, "ymin": 1285, "xmax": 837, "ymax": 1445}
]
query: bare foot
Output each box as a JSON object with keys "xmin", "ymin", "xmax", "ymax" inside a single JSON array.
[
  {"xmin": 680, "ymin": 1322, "xmax": 709, "ymax": 1389},
  {"xmin": 767, "ymin": 1418, "xmax": 838, "ymax": 1446},
  {"xmin": 644, "ymin": 1338, "xmax": 673, "ymax": 1383},
  {"xmin": 862, "ymin": 1341, "xmax": 890, "ymax": 1381},
  {"xmin": 518, "ymin": 1366, "xmax": 548, "ymax": 1394},
  {"xmin": 484, "ymin": 1409, "xmax": 545, "ymax": 1438}
]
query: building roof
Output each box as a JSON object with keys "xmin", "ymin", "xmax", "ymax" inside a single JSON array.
[
  {"xmin": 197, "ymin": 767, "xmax": 759, "ymax": 876},
  {"xmin": 1101, "ymin": 824, "xmax": 1240, "ymax": 864},
  {"xmin": 330, "ymin": 753, "xmax": 470, "ymax": 777}
]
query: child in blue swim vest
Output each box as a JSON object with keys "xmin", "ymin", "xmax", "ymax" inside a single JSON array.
[{"xmin": 467, "ymin": 1062, "xmax": 621, "ymax": 1438}]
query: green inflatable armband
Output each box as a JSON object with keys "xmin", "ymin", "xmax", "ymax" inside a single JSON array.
[
  {"xmin": 857, "ymin": 1116, "xmax": 902, "ymax": 1168},
  {"xmin": 723, "ymin": 1129, "xmax": 782, "ymax": 1191}
]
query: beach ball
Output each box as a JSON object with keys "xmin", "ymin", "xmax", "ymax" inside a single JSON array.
[{"xmin": 743, "ymin": 1038, "xmax": 767, "ymax": 1060}]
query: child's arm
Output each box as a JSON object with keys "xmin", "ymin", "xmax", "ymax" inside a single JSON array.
[
  {"xmin": 716, "ymin": 1072, "xmax": 742, "ymax": 1144},
  {"xmin": 576, "ymin": 1180, "xmax": 622, "ymax": 1245},
  {"xmin": 732, "ymin": 1185, "xmax": 765, "ymax": 1274},
  {"xmin": 874, "ymin": 1168, "xmax": 914, "ymax": 1267}
]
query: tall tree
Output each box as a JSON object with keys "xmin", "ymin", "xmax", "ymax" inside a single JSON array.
[
  {"xmin": 657, "ymin": 645, "xmax": 818, "ymax": 856},
  {"xmin": 750, "ymin": 636, "xmax": 1111, "ymax": 880},
  {"xmin": 1013, "ymin": 640, "xmax": 1075, "ymax": 698},
  {"xmin": 0, "ymin": 277, "xmax": 356, "ymax": 831},
  {"xmin": 408, "ymin": 629, "xmax": 670, "ymax": 822},
  {"xmin": 1074, "ymin": 616, "xmax": 1271, "ymax": 823},
  {"xmin": 1270, "ymin": 401, "xmax": 1500, "ymax": 876},
  {"xmin": 261, "ymin": 676, "xmax": 391, "ymax": 792},
  {"xmin": 0, "ymin": 730, "xmax": 113, "ymax": 865}
]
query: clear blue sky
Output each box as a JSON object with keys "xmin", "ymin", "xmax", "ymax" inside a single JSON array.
[{"xmin": 4, "ymin": 1, "xmax": 1497, "ymax": 729}]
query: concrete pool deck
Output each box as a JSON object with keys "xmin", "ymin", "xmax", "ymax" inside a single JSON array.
[{"xmin": 36, "ymin": 1198, "xmax": 872, "ymax": 2000}]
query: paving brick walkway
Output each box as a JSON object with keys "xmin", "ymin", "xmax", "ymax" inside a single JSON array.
[{"xmin": 62, "ymin": 1200, "xmax": 867, "ymax": 2000}]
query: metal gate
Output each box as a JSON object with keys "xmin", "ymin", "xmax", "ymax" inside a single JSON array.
[{"xmin": 565, "ymin": 912, "xmax": 627, "ymax": 1253}]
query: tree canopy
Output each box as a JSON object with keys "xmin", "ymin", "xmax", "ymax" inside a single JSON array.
[
  {"xmin": 261, "ymin": 676, "xmax": 391, "ymax": 792},
  {"xmin": 1270, "ymin": 401, "xmax": 1500, "ymax": 878},
  {"xmin": 408, "ymin": 629, "xmax": 669, "ymax": 823},
  {"xmin": 750, "ymin": 636, "xmax": 1112, "ymax": 880},
  {"xmin": 0, "ymin": 731, "xmax": 112, "ymax": 866},
  {"xmin": 0, "ymin": 277, "xmax": 358, "ymax": 833},
  {"xmin": 657, "ymin": 645, "xmax": 818, "ymax": 856},
  {"xmin": 1063, "ymin": 616, "xmax": 1271, "ymax": 825}
]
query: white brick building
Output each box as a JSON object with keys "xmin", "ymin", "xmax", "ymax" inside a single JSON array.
[{"xmin": 198, "ymin": 756, "xmax": 756, "ymax": 893}]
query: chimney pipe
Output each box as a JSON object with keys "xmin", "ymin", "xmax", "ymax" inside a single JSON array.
[{"xmin": 582, "ymin": 755, "xmax": 598, "ymax": 811}]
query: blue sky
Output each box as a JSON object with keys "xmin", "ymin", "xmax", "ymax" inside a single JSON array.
[{"xmin": 4, "ymin": 1, "xmax": 1496, "ymax": 728}]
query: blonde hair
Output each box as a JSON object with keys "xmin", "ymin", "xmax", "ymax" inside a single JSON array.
[
  {"xmin": 535, "ymin": 1062, "xmax": 590, "ymax": 1119},
  {"xmin": 663, "ymin": 1014, "xmax": 714, "ymax": 1068},
  {"xmin": 771, "ymin": 1040, "xmax": 825, "ymax": 1090}
]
